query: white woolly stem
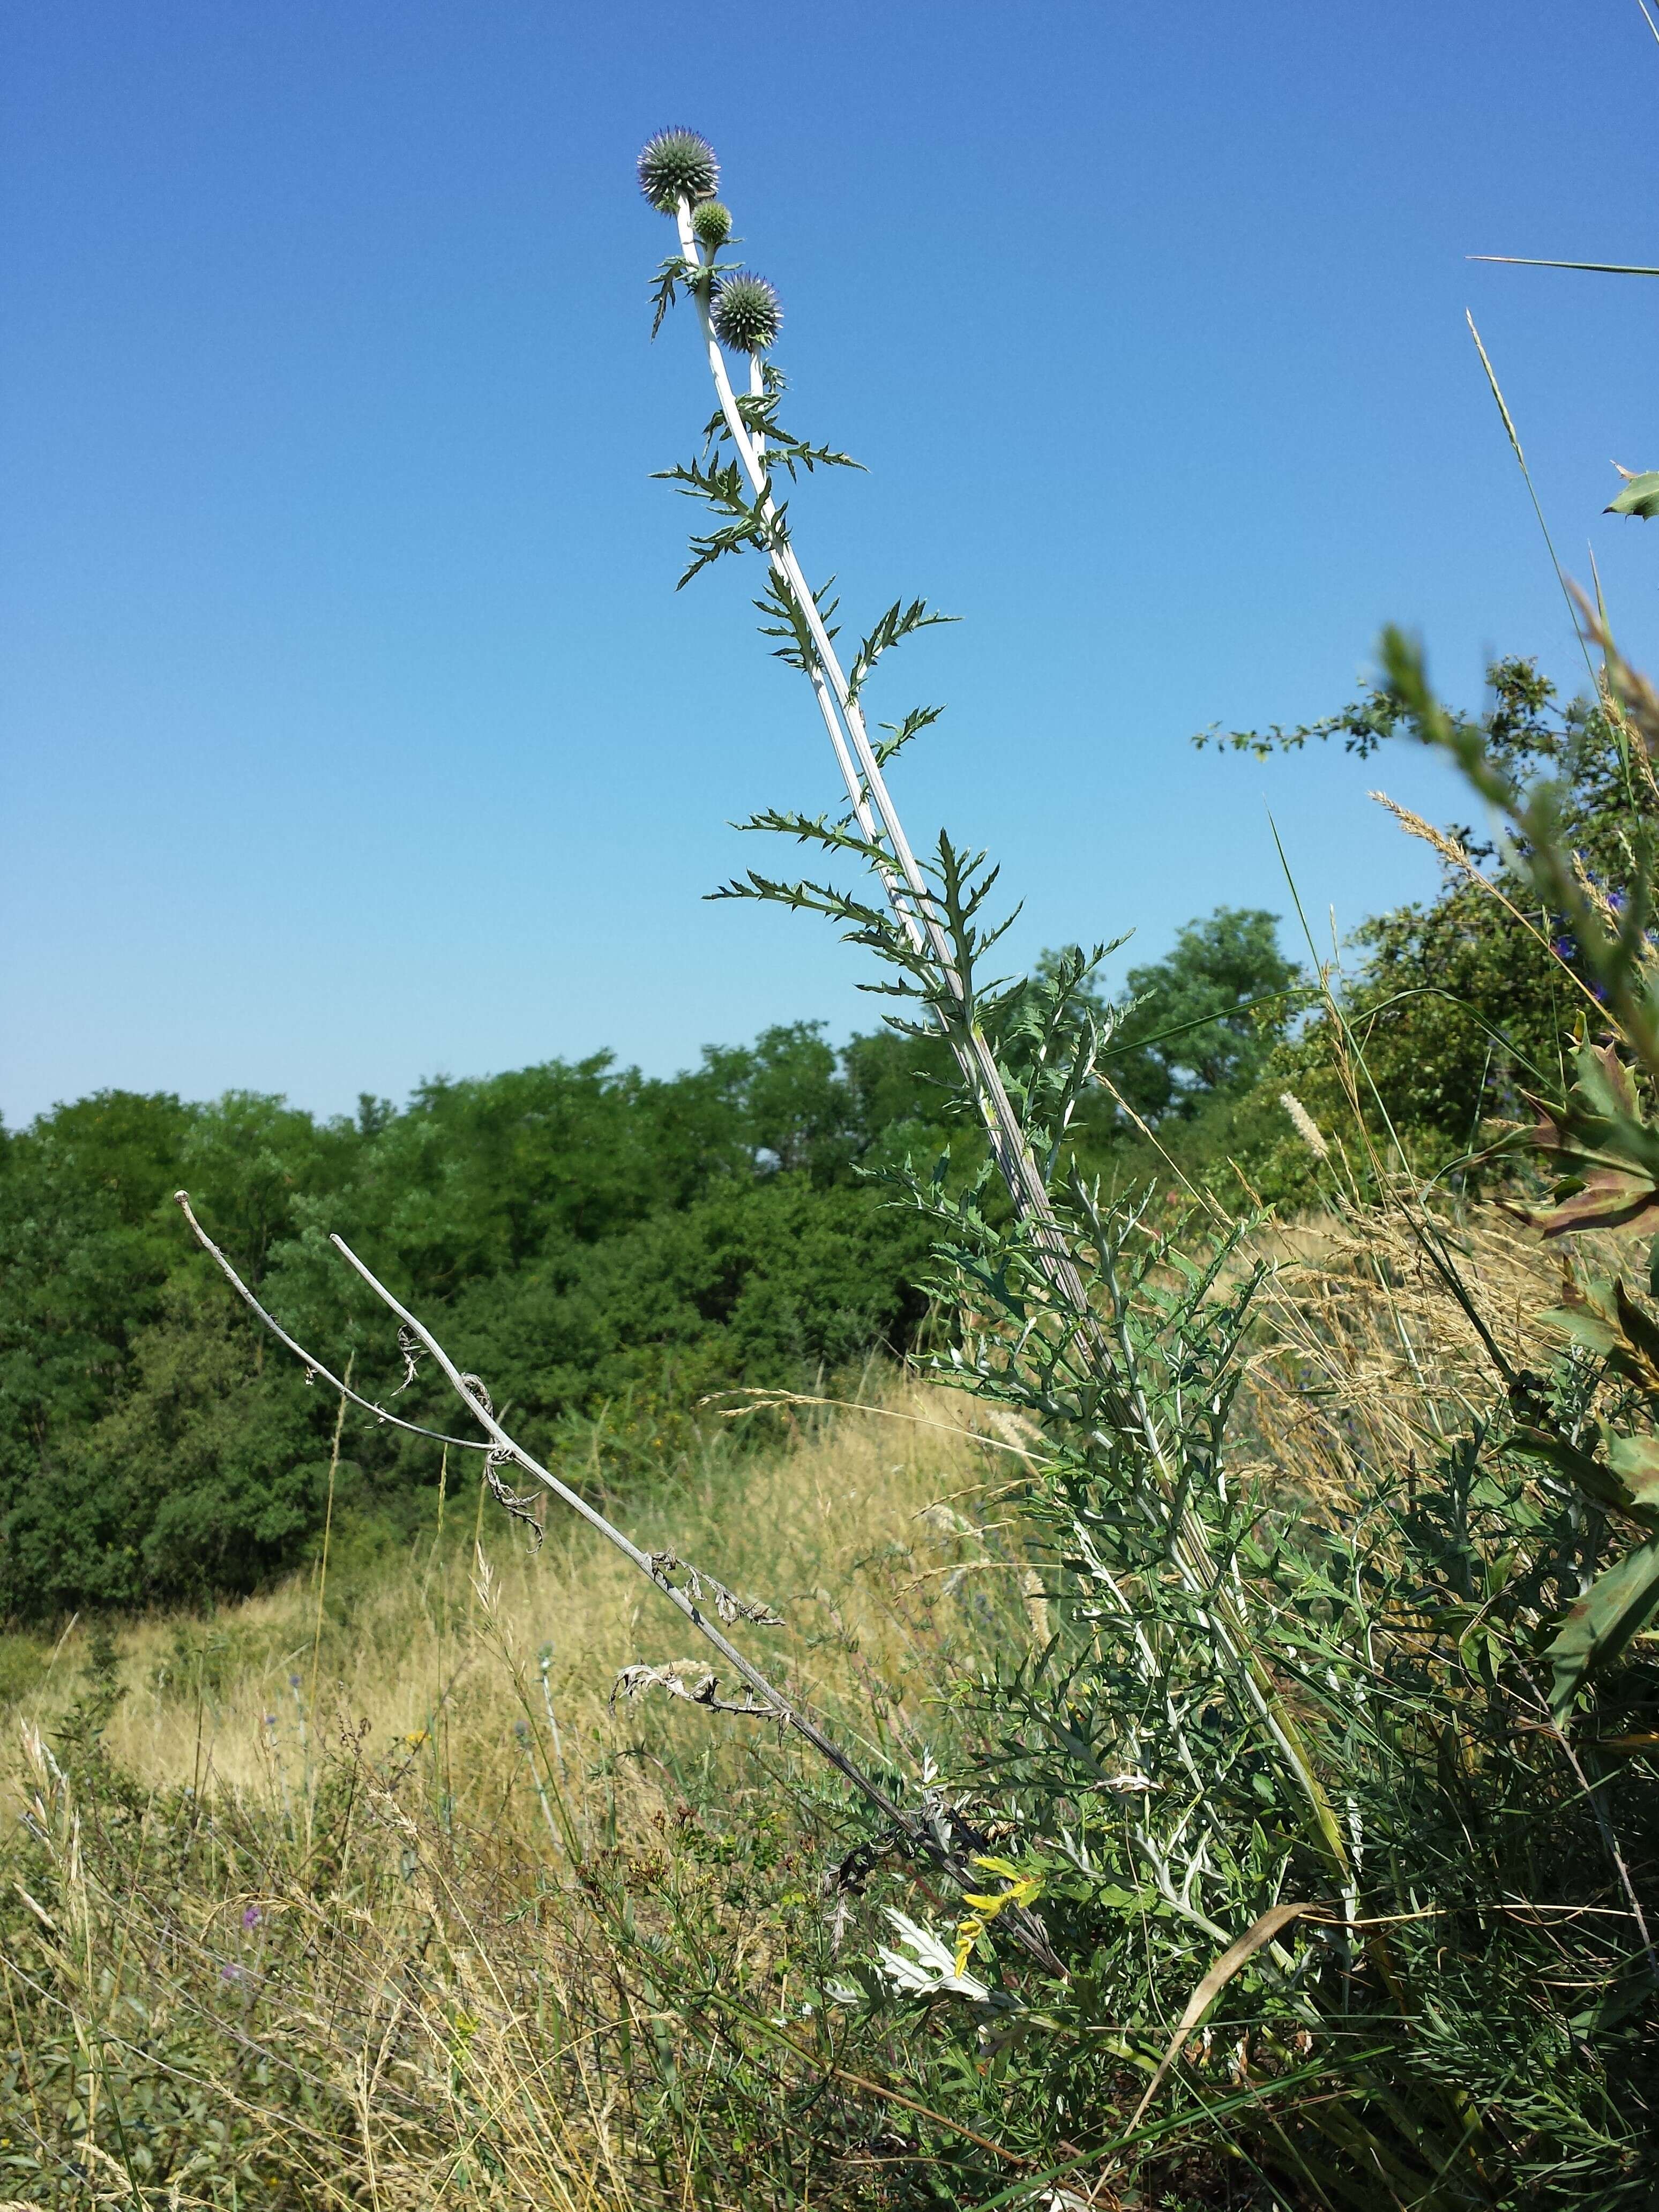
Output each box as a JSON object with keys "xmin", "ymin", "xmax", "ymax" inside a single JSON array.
[
  {"xmin": 674, "ymin": 201, "xmax": 1082, "ymax": 1287},
  {"xmin": 667, "ymin": 200, "xmax": 1356, "ymax": 1888}
]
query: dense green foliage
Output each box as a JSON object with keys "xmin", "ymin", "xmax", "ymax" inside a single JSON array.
[
  {"xmin": 0, "ymin": 1028, "xmax": 948, "ymax": 1617},
  {"xmin": 1200, "ymin": 655, "xmax": 1646, "ymax": 1202},
  {"xmin": 7, "ymin": 646, "xmax": 1631, "ymax": 1627},
  {"xmin": 1, "ymin": 914, "xmax": 1313, "ymax": 1621}
]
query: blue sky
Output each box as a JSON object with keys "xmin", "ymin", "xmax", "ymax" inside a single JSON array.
[{"xmin": 5, "ymin": 2, "xmax": 1657, "ymax": 1126}]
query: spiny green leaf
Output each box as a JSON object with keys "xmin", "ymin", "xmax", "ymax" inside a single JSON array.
[
  {"xmin": 1507, "ymin": 1043, "xmax": 1659, "ymax": 1236},
  {"xmin": 1543, "ymin": 1272, "xmax": 1659, "ymax": 1397},
  {"xmin": 1606, "ymin": 468, "xmax": 1659, "ymax": 520},
  {"xmin": 752, "ymin": 572, "xmax": 838, "ymax": 671},
  {"xmin": 1545, "ymin": 1534, "xmax": 1659, "ymax": 1716},
  {"xmin": 873, "ymin": 705, "xmax": 944, "ymax": 767},
  {"xmin": 847, "ymin": 600, "xmax": 958, "ymax": 701},
  {"xmin": 1604, "ymin": 1431, "xmax": 1659, "ymax": 1513}
]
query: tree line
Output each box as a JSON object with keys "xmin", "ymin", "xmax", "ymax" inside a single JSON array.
[{"xmin": 1, "ymin": 655, "xmax": 1597, "ymax": 1617}]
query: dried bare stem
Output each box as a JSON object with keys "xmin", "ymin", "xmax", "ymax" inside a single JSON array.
[
  {"xmin": 700, "ymin": 1385, "xmax": 1052, "ymax": 1463},
  {"xmin": 171, "ymin": 1189, "xmax": 1048, "ymax": 1926},
  {"xmin": 175, "ymin": 1193, "xmax": 493, "ymax": 1455}
]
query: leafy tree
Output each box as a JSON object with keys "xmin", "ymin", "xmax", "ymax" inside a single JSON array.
[
  {"xmin": 0, "ymin": 1029, "xmax": 946, "ymax": 1615},
  {"xmin": 1102, "ymin": 908, "xmax": 1304, "ymax": 1121},
  {"xmin": 0, "ymin": 910, "xmax": 1296, "ymax": 1622},
  {"xmin": 0, "ymin": 1095, "xmax": 200, "ymax": 1576},
  {"xmin": 699, "ymin": 1022, "xmax": 857, "ymax": 1182},
  {"xmin": 1197, "ymin": 656, "xmax": 1636, "ymax": 1196},
  {"xmin": 178, "ymin": 1092, "xmax": 354, "ymax": 1287},
  {"xmin": 7, "ymin": 1278, "xmax": 325, "ymax": 1612}
]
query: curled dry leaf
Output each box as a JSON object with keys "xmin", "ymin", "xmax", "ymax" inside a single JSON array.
[
  {"xmin": 648, "ymin": 1548, "xmax": 784, "ymax": 1625},
  {"xmin": 610, "ymin": 1661, "xmax": 781, "ymax": 1719}
]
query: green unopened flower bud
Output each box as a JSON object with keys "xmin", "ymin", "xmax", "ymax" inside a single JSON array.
[
  {"xmin": 691, "ymin": 199, "xmax": 733, "ymax": 252},
  {"xmin": 712, "ymin": 270, "xmax": 781, "ymax": 354},
  {"xmin": 637, "ymin": 129, "xmax": 720, "ymax": 214}
]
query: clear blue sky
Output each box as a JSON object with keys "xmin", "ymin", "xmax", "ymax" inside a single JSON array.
[{"xmin": 5, "ymin": 2, "xmax": 1657, "ymax": 1126}]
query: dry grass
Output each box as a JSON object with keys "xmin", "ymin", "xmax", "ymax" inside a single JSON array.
[
  {"xmin": 0, "ymin": 1205, "xmax": 1614, "ymax": 2208},
  {"xmin": 11, "ymin": 1374, "xmax": 1029, "ymax": 1812},
  {"xmin": 0, "ymin": 1376, "xmax": 1048, "ymax": 2210},
  {"xmin": 1239, "ymin": 1201, "xmax": 1582, "ymax": 1501}
]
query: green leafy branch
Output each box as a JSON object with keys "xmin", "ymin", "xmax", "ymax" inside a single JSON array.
[
  {"xmin": 714, "ymin": 814, "xmax": 1023, "ymax": 1049},
  {"xmin": 847, "ymin": 599, "xmax": 957, "ymax": 701},
  {"xmin": 654, "ymin": 454, "xmax": 788, "ymax": 587}
]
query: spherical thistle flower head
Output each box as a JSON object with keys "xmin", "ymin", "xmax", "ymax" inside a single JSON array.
[
  {"xmin": 691, "ymin": 199, "xmax": 733, "ymax": 252},
  {"xmin": 638, "ymin": 128, "xmax": 719, "ymax": 214},
  {"xmin": 713, "ymin": 270, "xmax": 782, "ymax": 354}
]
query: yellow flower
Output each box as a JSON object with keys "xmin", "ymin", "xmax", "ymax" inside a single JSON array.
[{"xmin": 952, "ymin": 1856, "xmax": 1042, "ymax": 1977}]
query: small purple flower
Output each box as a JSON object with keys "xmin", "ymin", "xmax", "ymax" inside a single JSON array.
[
  {"xmin": 221, "ymin": 1962, "xmax": 244, "ymax": 1985},
  {"xmin": 242, "ymin": 1904, "xmax": 261, "ymax": 1930}
]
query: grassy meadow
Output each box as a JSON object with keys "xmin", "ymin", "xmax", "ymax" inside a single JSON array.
[
  {"xmin": 1, "ymin": 1368, "xmax": 1037, "ymax": 2210},
  {"xmin": 4, "ymin": 1203, "xmax": 1628, "ymax": 2211}
]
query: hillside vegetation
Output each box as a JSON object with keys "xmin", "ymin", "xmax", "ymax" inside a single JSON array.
[
  {"xmin": 6, "ymin": 118, "xmax": 1659, "ymax": 2206},
  {"xmin": 5, "ymin": 1205, "xmax": 1634, "ymax": 2208},
  {"xmin": 2, "ymin": 653, "xmax": 1601, "ymax": 1625},
  {"xmin": 1, "ymin": 908, "xmax": 1306, "ymax": 1618}
]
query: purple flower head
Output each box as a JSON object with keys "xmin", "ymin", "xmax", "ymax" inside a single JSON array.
[{"xmin": 242, "ymin": 1904, "xmax": 261, "ymax": 1930}]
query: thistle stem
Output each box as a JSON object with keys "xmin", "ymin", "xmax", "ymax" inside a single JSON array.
[
  {"xmin": 675, "ymin": 204, "xmax": 1093, "ymax": 1313},
  {"xmin": 669, "ymin": 199, "xmax": 1356, "ymax": 1893}
]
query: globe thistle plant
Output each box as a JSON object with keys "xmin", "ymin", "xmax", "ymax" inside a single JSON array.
[
  {"xmin": 639, "ymin": 119, "xmax": 1404, "ymax": 2103},
  {"xmin": 642, "ymin": 138, "xmax": 1659, "ymax": 2207},
  {"xmin": 711, "ymin": 270, "xmax": 781, "ymax": 354},
  {"xmin": 637, "ymin": 127, "xmax": 719, "ymax": 213}
]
